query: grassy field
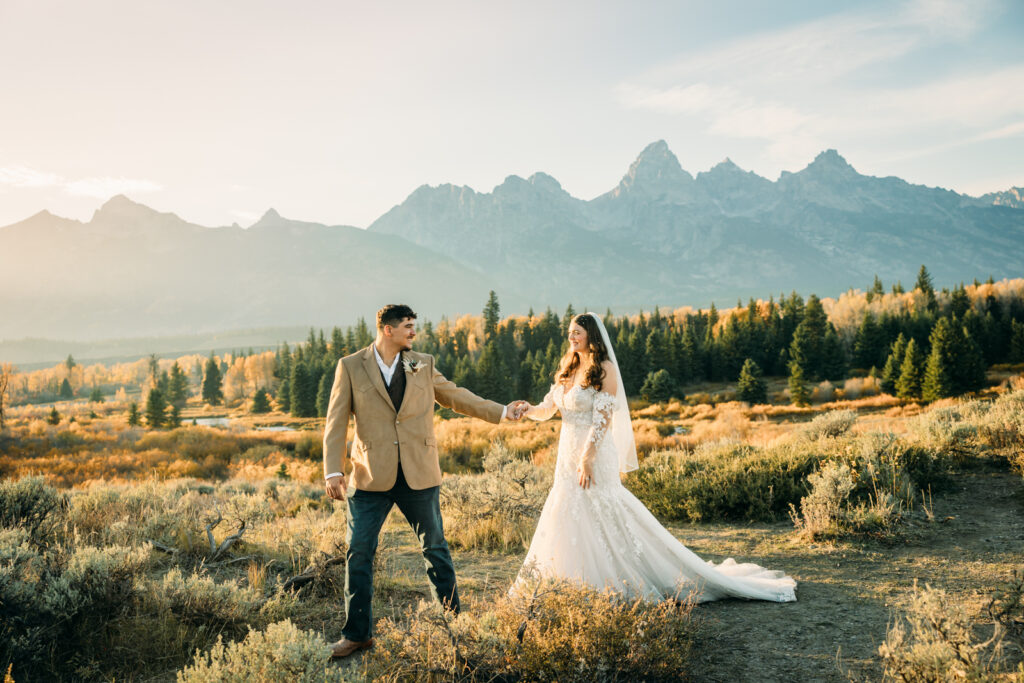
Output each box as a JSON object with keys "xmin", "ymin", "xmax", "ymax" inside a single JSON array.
[{"xmin": 1, "ymin": 373, "xmax": 1022, "ymax": 681}]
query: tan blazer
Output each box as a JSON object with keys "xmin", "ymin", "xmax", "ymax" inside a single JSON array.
[{"xmin": 322, "ymin": 345, "xmax": 504, "ymax": 491}]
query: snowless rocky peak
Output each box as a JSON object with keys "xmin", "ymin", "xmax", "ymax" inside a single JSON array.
[
  {"xmin": 799, "ymin": 149, "xmax": 859, "ymax": 180},
  {"xmin": 91, "ymin": 194, "xmax": 159, "ymax": 222},
  {"xmin": 614, "ymin": 140, "xmax": 694, "ymax": 200},
  {"xmin": 250, "ymin": 208, "xmax": 285, "ymax": 229},
  {"xmin": 528, "ymin": 172, "xmax": 564, "ymax": 194}
]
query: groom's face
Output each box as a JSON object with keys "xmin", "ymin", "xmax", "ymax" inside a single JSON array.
[{"xmin": 385, "ymin": 317, "xmax": 417, "ymax": 351}]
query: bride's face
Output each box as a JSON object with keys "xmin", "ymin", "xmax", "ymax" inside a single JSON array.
[{"xmin": 568, "ymin": 321, "xmax": 589, "ymax": 355}]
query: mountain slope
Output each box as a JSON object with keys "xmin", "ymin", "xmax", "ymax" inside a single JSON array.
[{"xmin": 0, "ymin": 197, "xmax": 500, "ymax": 339}]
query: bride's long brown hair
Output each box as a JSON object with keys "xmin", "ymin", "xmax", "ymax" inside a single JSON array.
[{"xmin": 556, "ymin": 313, "xmax": 609, "ymax": 391}]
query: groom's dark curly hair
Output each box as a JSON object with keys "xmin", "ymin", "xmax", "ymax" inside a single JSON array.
[{"xmin": 376, "ymin": 304, "xmax": 418, "ymax": 330}]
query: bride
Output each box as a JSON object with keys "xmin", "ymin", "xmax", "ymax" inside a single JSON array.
[{"xmin": 514, "ymin": 312, "xmax": 797, "ymax": 603}]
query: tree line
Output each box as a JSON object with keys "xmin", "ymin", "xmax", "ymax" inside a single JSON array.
[{"xmin": 265, "ymin": 266, "xmax": 1024, "ymax": 416}]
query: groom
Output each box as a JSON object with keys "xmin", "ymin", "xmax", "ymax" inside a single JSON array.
[{"xmin": 323, "ymin": 304, "xmax": 527, "ymax": 658}]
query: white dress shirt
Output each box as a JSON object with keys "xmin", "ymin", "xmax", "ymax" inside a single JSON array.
[{"xmin": 374, "ymin": 344, "xmax": 402, "ymax": 387}]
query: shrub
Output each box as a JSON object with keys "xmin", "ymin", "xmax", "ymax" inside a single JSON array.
[
  {"xmin": 0, "ymin": 476, "xmax": 67, "ymax": 545},
  {"xmin": 625, "ymin": 441, "xmax": 820, "ymax": 522},
  {"xmin": 799, "ymin": 409, "xmax": 856, "ymax": 440},
  {"xmin": 789, "ymin": 461, "xmax": 900, "ymax": 541},
  {"xmin": 879, "ymin": 582, "xmax": 1019, "ymax": 680},
  {"xmin": 640, "ymin": 369, "xmax": 676, "ymax": 403},
  {"xmin": 294, "ymin": 434, "xmax": 323, "ymax": 461},
  {"xmin": 440, "ymin": 441, "xmax": 551, "ymax": 551},
  {"xmin": 365, "ymin": 579, "xmax": 697, "ymax": 682},
  {"xmin": 0, "ymin": 534, "xmax": 151, "ymax": 679},
  {"xmin": 176, "ymin": 620, "xmax": 344, "ymax": 683}
]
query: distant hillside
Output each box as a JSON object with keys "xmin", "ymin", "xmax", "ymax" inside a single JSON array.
[
  {"xmin": 1, "ymin": 140, "xmax": 1021, "ymax": 344},
  {"xmin": 0, "ymin": 198, "xmax": 498, "ymax": 341}
]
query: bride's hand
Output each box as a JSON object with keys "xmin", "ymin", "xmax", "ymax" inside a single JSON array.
[{"xmin": 577, "ymin": 462, "xmax": 594, "ymax": 489}]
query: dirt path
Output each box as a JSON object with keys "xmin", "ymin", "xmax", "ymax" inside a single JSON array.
[
  {"xmin": 343, "ymin": 470, "xmax": 1023, "ymax": 680},
  {"xmin": 680, "ymin": 470, "xmax": 1024, "ymax": 682}
]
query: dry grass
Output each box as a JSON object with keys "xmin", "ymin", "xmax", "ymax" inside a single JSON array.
[{"xmin": 2, "ymin": 385, "xmax": 1023, "ymax": 680}]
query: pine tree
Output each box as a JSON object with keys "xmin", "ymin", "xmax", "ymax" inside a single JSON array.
[
  {"xmin": 640, "ymin": 369, "xmax": 674, "ymax": 403},
  {"xmin": 737, "ymin": 358, "xmax": 767, "ymax": 404},
  {"xmin": 896, "ymin": 338, "xmax": 924, "ymax": 400},
  {"xmin": 276, "ymin": 377, "xmax": 291, "ymax": 412},
  {"xmin": 867, "ymin": 275, "xmax": 885, "ymax": 303},
  {"xmin": 1009, "ymin": 320, "xmax": 1024, "ymax": 363},
  {"xmin": 821, "ymin": 327, "xmax": 848, "ymax": 381},
  {"xmin": 201, "ymin": 353, "xmax": 224, "ymax": 406},
  {"xmin": 145, "ymin": 388, "xmax": 167, "ymax": 428},
  {"xmin": 127, "ymin": 401, "xmax": 140, "ymax": 426},
  {"xmin": 89, "ymin": 386, "xmax": 104, "ymax": 403},
  {"xmin": 949, "ymin": 283, "xmax": 971, "ymax": 319},
  {"xmin": 915, "ymin": 264, "xmax": 938, "ymax": 312},
  {"xmin": 315, "ymin": 372, "xmax": 332, "ymax": 417},
  {"xmin": 955, "ymin": 327, "xmax": 987, "ymax": 394},
  {"xmin": 853, "ymin": 312, "xmax": 885, "ymax": 370},
  {"xmin": 880, "ymin": 333, "xmax": 907, "ymax": 395},
  {"xmin": 453, "ymin": 355, "xmax": 477, "ymax": 393},
  {"xmin": 47, "ymin": 406, "xmax": 61, "ymax": 425},
  {"xmin": 482, "ymin": 291, "xmax": 500, "ymax": 343},
  {"xmin": 59, "ymin": 378, "xmax": 73, "ymax": 400},
  {"xmin": 290, "ymin": 362, "xmax": 317, "ymax": 417},
  {"xmin": 517, "ymin": 350, "xmax": 535, "ymax": 401},
  {"xmin": 922, "ymin": 318, "xmax": 955, "ymax": 401},
  {"xmin": 788, "ymin": 361, "xmax": 810, "ymax": 407},
  {"xmin": 789, "ymin": 294, "xmax": 827, "ymax": 379},
  {"xmin": 562, "ymin": 303, "xmax": 576, "ymax": 336},
  {"xmin": 476, "ymin": 340, "xmax": 511, "ymax": 403},
  {"xmin": 168, "ymin": 361, "xmax": 189, "ymax": 407},
  {"xmin": 252, "ymin": 387, "xmax": 272, "ymax": 414},
  {"xmin": 645, "ymin": 328, "xmax": 671, "ymax": 375},
  {"xmin": 330, "ymin": 326, "xmax": 346, "ymax": 361},
  {"xmin": 166, "ymin": 404, "xmax": 181, "ymax": 428}
]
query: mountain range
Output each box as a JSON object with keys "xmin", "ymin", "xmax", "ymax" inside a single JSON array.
[{"xmin": 2, "ymin": 140, "xmax": 1022, "ymax": 348}]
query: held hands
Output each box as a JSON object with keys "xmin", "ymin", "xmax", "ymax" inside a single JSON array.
[
  {"xmin": 504, "ymin": 400, "xmax": 531, "ymax": 421},
  {"xmin": 325, "ymin": 474, "xmax": 347, "ymax": 501}
]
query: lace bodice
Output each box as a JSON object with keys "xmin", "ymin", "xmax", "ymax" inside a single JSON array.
[{"xmin": 529, "ymin": 383, "xmax": 618, "ymax": 484}]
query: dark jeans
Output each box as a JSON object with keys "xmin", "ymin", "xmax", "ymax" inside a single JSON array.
[{"xmin": 342, "ymin": 463, "xmax": 460, "ymax": 642}]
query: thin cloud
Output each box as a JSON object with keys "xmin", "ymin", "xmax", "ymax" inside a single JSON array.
[
  {"xmin": 0, "ymin": 165, "xmax": 163, "ymax": 199},
  {"xmin": 0, "ymin": 165, "xmax": 63, "ymax": 188}
]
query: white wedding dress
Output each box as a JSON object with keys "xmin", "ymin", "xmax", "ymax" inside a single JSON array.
[{"xmin": 514, "ymin": 382, "xmax": 797, "ymax": 604}]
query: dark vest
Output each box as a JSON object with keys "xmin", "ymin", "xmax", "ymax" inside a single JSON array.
[{"xmin": 380, "ymin": 354, "xmax": 406, "ymax": 412}]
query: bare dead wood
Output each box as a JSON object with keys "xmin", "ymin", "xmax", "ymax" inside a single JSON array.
[
  {"xmin": 204, "ymin": 508, "xmax": 249, "ymax": 562},
  {"xmin": 281, "ymin": 552, "xmax": 346, "ymax": 592},
  {"xmin": 148, "ymin": 540, "xmax": 178, "ymax": 554}
]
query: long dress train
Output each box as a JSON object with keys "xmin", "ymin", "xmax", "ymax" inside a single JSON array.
[{"xmin": 514, "ymin": 383, "xmax": 797, "ymax": 603}]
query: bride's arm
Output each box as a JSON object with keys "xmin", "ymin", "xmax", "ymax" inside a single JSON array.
[
  {"xmin": 578, "ymin": 363, "xmax": 617, "ymax": 488},
  {"xmin": 524, "ymin": 384, "xmax": 559, "ymax": 421}
]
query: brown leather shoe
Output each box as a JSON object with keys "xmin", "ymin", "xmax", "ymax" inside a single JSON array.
[{"xmin": 330, "ymin": 637, "xmax": 375, "ymax": 659}]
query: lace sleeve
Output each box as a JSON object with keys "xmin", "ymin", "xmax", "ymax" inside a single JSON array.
[
  {"xmin": 581, "ymin": 390, "xmax": 616, "ymax": 467},
  {"xmin": 526, "ymin": 384, "xmax": 559, "ymax": 421}
]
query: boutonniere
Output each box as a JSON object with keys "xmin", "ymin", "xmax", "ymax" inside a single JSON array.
[{"xmin": 402, "ymin": 358, "xmax": 426, "ymax": 375}]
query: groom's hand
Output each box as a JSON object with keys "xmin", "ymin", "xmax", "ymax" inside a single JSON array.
[
  {"xmin": 325, "ymin": 474, "xmax": 347, "ymax": 501},
  {"xmin": 504, "ymin": 400, "xmax": 529, "ymax": 421}
]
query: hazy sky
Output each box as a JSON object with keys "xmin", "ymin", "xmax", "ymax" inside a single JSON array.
[{"xmin": 1, "ymin": 0, "xmax": 1022, "ymax": 229}]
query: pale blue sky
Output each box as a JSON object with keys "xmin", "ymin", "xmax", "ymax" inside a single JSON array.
[{"xmin": 0, "ymin": 0, "xmax": 1021, "ymax": 229}]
